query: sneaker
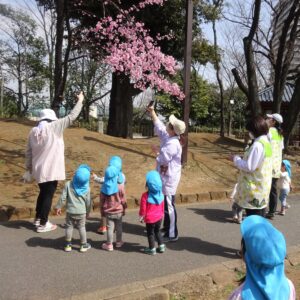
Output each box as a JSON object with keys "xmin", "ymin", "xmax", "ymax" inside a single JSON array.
[
  {"xmin": 80, "ymin": 243, "xmax": 91, "ymax": 253},
  {"xmin": 33, "ymin": 218, "xmax": 40, "ymax": 227},
  {"xmin": 115, "ymin": 241, "xmax": 124, "ymax": 248},
  {"xmin": 163, "ymin": 236, "xmax": 178, "ymax": 243},
  {"xmin": 37, "ymin": 221, "xmax": 57, "ymax": 233},
  {"xmin": 157, "ymin": 244, "xmax": 166, "ymax": 253},
  {"xmin": 142, "ymin": 247, "xmax": 156, "ymax": 255},
  {"xmin": 279, "ymin": 207, "xmax": 286, "ymax": 216},
  {"xmin": 265, "ymin": 213, "xmax": 274, "ymax": 220},
  {"xmin": 102, "ymin": 242, "xmax": 113, "ymax": 251},
  {"xmin": 97, "ymin": 226, "xmax": 107, "ymax": 234},
  {"xmin": 64, "ymin": 243, "xmax": 72, "ymax": 252}
]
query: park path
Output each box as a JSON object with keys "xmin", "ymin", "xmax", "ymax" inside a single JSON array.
[{"xmin": 1, "ymin": 196, "xmax": 300, "ymax": 300}]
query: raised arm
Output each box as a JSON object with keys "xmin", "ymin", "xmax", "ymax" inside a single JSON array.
[
  {"xmin": 51, "ymin": 91, "xmax": 84, "ymax": 136},
  {"xmin": 147, "ymin": 105, "xmax": 168, "ymax": 141}
]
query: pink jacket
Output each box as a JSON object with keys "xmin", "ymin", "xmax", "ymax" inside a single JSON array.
[
  {"xmin": 101, "ymin": 183, "xmax": 127, "ymax": 216},
  {"xmin": 139, "ymin": 192, "xmax": 164, "ymax": 224}
]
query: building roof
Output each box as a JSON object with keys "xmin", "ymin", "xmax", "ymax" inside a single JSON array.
[{"xmin": 258, "ymin": 84, "xmax": 294, "ymax": 103}]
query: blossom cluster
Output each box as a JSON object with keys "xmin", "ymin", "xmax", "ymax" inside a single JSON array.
[{"xmin": 87, "ymin": 0, "xmax": 185, "ymax": 100}]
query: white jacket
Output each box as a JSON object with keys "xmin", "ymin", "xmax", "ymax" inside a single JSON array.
[{"xmin": 25, "ymin": 100, "xmax": 83, "ymax": 183}]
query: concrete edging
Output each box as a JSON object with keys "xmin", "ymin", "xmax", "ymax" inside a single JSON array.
[{"xmin": 0, "ymin": 190, "xmax": 232, "ymax": 221}]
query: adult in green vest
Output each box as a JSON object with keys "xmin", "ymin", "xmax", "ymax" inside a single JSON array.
[
  {"xmin": 231, "ymin": 116, "xmax": 273, "ymax": 217},
  {"xmin": 265, "ymin": 113, "xmax": 284, "ymax": 219}
]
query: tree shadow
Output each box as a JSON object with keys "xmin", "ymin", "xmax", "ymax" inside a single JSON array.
[
  {"xmin": 188, "ymin": 207, "xmax": 234, "ymax": 223},
  {"xmin": 166, "ymin": 236, "xmax": 238, "ymax": 259},
  {"xmin": 84, "ymin": 136, "xmax": 155, "ymax": 159},
  {"xmin": 0, "ymin": 220, "xmax": 36, "ymax": 231}
]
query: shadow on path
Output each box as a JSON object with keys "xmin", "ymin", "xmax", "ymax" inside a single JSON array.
[
  {"xmin": 166, "ymin": 236, "xmax": 238, "ymax": 259},
  {"xmin": 25, "ymin": 236, "xmax": 66, "ymax": 250},
  {"xmin": 0, "ymin": 220, "xmax": 35, "ymax": 231},
  {"xmin": 188, "ymin": 207, "xmax": 234, "ymax": 223}
]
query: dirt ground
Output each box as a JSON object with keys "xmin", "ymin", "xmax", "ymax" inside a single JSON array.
[
  {"xmin": 166, "ymin": 261, "xmax": 300, "ymax": 299},
  {"xmin": 1, "ymin": 118, "xmax": 300, "ymax": 210}
]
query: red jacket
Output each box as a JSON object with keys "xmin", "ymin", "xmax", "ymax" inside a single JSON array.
[{"xmin": 139, "ymin": 192, "xmax": 164, "ymax": 224}]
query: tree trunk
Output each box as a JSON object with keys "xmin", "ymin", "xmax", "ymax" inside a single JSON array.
[
  {"xmin": 283, "ymin": 76, "xmax": 300, "ymax": 148},
  {"xmin": 243, "ymin": 36, "xmax": 261, "ymax": 117},
  {"xmin": 52, "ymin": 0, "xmax": 65, "ymax": 115},
  {"xmin": 272, "ymin": 0, "xmax": 300, "ymax": 113},
  {"xmin": 107, "ymin": 73, "xmax": 138, "ymax": 138},
  {"xmin": 212, "ymin": 19, "xmax": 225, "ymax": 137}
]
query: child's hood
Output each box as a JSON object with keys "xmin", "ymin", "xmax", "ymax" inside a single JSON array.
[
  {"xmin": 146, "ymin": 170, "xmax": 163, "ymax": 205},
  {"xmin": 72, "ymin": 164, "xmax": 91, "ymax": 196}
]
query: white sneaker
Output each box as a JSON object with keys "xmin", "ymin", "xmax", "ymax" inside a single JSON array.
[
  {"xmin": 33, "ymin": 218, "xmax": 40, "ymax": 227},
  {"xmin": 37, "ymin": 221, "xmax": 57, "ymax": 233}
]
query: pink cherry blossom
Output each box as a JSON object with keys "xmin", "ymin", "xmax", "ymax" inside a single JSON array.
[{"xmin": 82, "ymin": 0, "xmax": 184, "ymax": 100}]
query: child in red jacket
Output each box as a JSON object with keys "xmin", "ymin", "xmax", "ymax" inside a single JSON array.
[{"xmin": 139, "ymin": 170, "xmax": 165, "ymax": 255}]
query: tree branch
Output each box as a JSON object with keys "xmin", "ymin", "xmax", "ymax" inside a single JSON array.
[{"xmin": 232, "ymin": 68, "xmax": 248, "ymax": 96}]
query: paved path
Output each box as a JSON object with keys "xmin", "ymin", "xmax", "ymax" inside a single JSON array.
[{"xmin": 1, "ymin": 196, "xmax": 300, "ymax": 300}]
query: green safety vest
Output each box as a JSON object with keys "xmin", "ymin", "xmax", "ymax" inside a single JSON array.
[
  {"xmin": 269, "ymin": 127, "xmax": 283, "ymax": 178},
  {"xmin": 235, "ymin": 136, "xmax": 272, "ymax": 209}
]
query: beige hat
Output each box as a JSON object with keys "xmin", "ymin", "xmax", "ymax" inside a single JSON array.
[
  {"xmin": 169, "ymin": 114, "xmax": 186, "ymax": 135},
  {"xmin": 39, "ymin": 109, "xmax": 58, "ymax": 121}
]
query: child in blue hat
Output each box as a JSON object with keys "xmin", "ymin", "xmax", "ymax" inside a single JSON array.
[
  {"xmin": 55, "ymin": 164, "xmax": 92, "ymax": 253},
  {"xmin": 278, "ymin": 160, "xmax": 292, "ymax": 216},
  {"xmin": 229, "ymin": 215, "xmax": 296, "ymax": 300},
  {"xmin": 100, "ymin": 163, "xmax": 126, "ymax": 251},
  {"xmin": 93, "ymin": 156, "xmax": 126, "ymax": 235},
  {"xmin": 139, "ymin": 170, "xmax": 166, "ymax": 255}
]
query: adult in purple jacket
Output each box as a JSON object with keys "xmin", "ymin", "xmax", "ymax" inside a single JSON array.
[
  {"xmin": 25, "ymin": 92, "xmax": 84, "ymax": 233},
  {"xmin": 147, "ymin": 105, "xmax": 186, "ymax": 242}
]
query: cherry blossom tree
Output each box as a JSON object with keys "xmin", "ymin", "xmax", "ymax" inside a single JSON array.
[{"xmin": 75, "ymin": 0, "xmax": 185, "ymax": 137}]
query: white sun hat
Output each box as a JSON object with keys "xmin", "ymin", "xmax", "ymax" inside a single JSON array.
[
  {"xmin": 39, "ymin": 109, "xmax": 58, "ymax": 121},
  {"xmin": 266, "ymin": 113, "xmax": 283, "ymax": 124},
  {"xmin": 169, "ymin": 114, "xmax": 186, "ymax": 135}
]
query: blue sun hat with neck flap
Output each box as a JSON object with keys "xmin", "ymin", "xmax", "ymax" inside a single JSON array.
[
  {"xmin": 72, "ymin": 164, "xmax": 91, "ymax": 196},
  {"xmin": 146, "ymin": 170, "xmax": 163, "ymax": 205},
  {"xmin": 282, "ymin": 159, "xmax": 291, "ymax": 178},
  {"xmin": 109, "ymin": 156, "xmax": 124, "ymax": 184},
  {"xmin": 101, "ymin": 165, "xmax": 119, "ymax": 195},
  {"xmin": 240, "ymin": 215, "xmax": 290, "ymax": 300}
]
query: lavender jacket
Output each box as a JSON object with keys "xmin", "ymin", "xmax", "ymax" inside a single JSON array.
[
  {"xmin": 154, "ymin": 119, "xmax": 182, "ymax": 195},
  {"xmin": 25, "ymin": 100, "xmax": 83, "ymax": 184}
]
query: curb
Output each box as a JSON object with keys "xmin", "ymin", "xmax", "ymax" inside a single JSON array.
[
  {"xmin": 2, "ymin": 190, "xmax": 300, "ymax": 222},
  {"xmin": 59, "ymin": 244, "xmax": 300, "ymax": 300},
  {"xmin": 0, "ymin": 190, "xmax": 233, "ymax": 222}
]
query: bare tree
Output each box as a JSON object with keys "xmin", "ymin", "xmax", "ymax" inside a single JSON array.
[{"xmin": 231, "ymin": 0, "xmax": 262, "ymax": 117}]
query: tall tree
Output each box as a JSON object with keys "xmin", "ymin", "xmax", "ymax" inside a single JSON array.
[
  {"xmin": 0, "ymin": 4, "xmax": 47, "ymax": 116},
  {"xmin": 231, "ymin": 0, "xmax": 262, "ymax": 117}
]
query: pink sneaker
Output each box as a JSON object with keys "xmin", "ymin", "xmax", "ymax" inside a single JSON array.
[
  {"xmin": 115, "ymin": 241, "xmax": 124, "ymax": 248},
  {"xmin": 102, "ymin": 242, "xmax": 113, "ymax": 251}
]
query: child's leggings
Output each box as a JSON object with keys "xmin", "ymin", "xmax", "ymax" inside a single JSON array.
[
  {"xmin": 146, "ymin": 219, "xmax": 163, "ymax": 249},
  {"xmin": 232, "ymin": 202, "xmax": 243, "ymax": 220},
  {"xmin": 279, "ymin": 188, "xmax": 290, "ymax": 207},
  {"xmin": 65, "ymin": 213, "xmax": 87, "ymax": 244},
  {"xmin": 106, "ymin": 213, "xmax": 122, "ymax": 243}
]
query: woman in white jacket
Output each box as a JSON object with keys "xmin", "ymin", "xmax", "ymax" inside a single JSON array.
[{"xmin": 25, "ymin": 92, "xmax": 84, "ymax": 233}]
